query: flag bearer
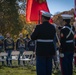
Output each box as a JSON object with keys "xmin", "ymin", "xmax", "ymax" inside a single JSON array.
[
  {"xmin": 31, "ymin": 11, "xmax": 56, "ymax": 75},
  {"xmin": 60, "ymin": 14, "xmax": 75, "ymax": 75}
]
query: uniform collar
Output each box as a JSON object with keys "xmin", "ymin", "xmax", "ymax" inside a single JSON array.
[
  {"xmin": 43, "ymin": 21, "xmax": 49, "ymax": 24},
  {"xmin": 65, "ymin": 24, "xmax": 70, "ymax": 27}
]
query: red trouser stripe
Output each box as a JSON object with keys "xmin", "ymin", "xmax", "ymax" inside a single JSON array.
[
  {"xmin": 60, "ymin": 57, "xmax": 64, "ymax": 75},
  {"xmin": 74, "ymin": 56, "xmax": 76, "ymax": 65}
]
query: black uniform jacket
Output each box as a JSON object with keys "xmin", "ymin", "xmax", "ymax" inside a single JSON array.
[
  {"xmin": 4, "ymin": 38, "xmax": 14, "ymax": 51},
  {"xmin": 60, "ymin": 24, "xmax": 75, "ymax": 53},
  {"xmin": 28, "ymin": 40, "xmax": 35, "ymax": 52},
  {"xmin": 16, "ymin": 38, "xmax": 26, "ymax": 50},
  {"xmin": 31, "ymin": 21, "xmax": 56, "ymax": 57}
]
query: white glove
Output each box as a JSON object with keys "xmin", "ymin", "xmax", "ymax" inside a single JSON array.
[{"xmin": 60, "ymin": 53, "xmax": 64, "ymax": 58}]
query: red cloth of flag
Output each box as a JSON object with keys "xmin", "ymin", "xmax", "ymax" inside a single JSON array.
[
  {"xmin": 26, "ymin": 0, "xmax": 33, "ymax": 22},
  {"xmin": 26, "ymin": 0, "xmax": 49, "ymax": 22}
]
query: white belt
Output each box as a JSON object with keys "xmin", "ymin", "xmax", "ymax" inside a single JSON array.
[
  {"xmin": 37, "ymin": 39, "xmax": 53, "ymax": 42},
  {"xmin": 66, "ymin": 40, "xmax": 74, "ymax": 43}
]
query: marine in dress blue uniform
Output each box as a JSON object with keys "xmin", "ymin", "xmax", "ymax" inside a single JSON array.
[
  {"xmin": 60, "ymin": 14, "xmax": 75, "ymax": 75},
  {"xmin": 16, "ymin": 33, "xmax": 26, "ymax": 65},
  {"xmin": 4, "ymin": 33, "xmax": 14, "ymax": 66},
  {"xmin": 74, "ymin": 32, "xmax": 76, "ymax": 67},
  {"xmin": 0, "ymin": 33, "xmax": 5, "ymax": 66},
  {"xmin": 31, "ymin": 11, "xmax": 56, "ymax": 75},
  {"xmin": 73, "ymin": 20, "xmax": 76, "ymax": 67}
]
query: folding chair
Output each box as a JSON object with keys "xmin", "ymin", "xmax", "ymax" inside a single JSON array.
[
  {"xmin": 20, "ymin": 51, "xmax": 34, "ymax": 66},
  {"xmin": 11, "ymin": 51, "xmax": 20, "ymax": 61},
  {"xmin": 0, "ymin": 52, "xmax": 7, "ymax": 62},
  {"xmin": 7, "ymin": 51, "xmax": 20, "ymax": 66}
]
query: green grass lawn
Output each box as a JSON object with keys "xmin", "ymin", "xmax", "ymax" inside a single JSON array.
[
  {"xmin": 0, "ymin": 61, "xmax": 76, "ymax": 75},
  {"xmin": 0, "ymin": 66, "xmax": 76, "ymax": 75},
  {"xmin": 0, "ymin": 66, "xmax": 36, "ymax": 75}
]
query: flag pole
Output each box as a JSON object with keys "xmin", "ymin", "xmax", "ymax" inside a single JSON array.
[
  {"xmin": 38, "ymin": 10, "xmax": 40, "ymax": 24},
  {"xmin": 74, "ymin": 0, "xmax": 76, "ymax": 19}
]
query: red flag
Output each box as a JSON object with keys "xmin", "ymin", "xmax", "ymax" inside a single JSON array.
[
  {"xmin": 26, "ymin": 0, "xmax": 33, "ymax": 22},
  {"xmin": 26, "ymin": 0, "xmax": 49, "ymax": 22}
]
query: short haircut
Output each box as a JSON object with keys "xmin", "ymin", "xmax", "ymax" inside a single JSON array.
[
  {"xmin": 63, "ymin": 19, "xmax": 70, "ymax": 24},
  {"xmin": 42, "ymin": 15, "xmax": 50, "ymax": 20}
]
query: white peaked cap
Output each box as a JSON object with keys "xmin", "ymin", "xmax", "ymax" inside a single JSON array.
[
  {"xmin": 61, "ymin": 14, "xmax": 73, "ymax": 19},
  {"xmin": 41, "ymin": 10, "xmax": 52, "ymax": 18}
]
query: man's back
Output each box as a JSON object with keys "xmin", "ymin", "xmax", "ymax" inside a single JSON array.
[
  {"xmin": 31, "ymin": 21, "xmax": 56, "ymax": 56},
  {"xmin": 31, "ymin": 21, "xmax": 56, "ymax": 40}
]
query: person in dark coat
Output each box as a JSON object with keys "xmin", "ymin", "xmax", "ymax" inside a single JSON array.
[
  {"xmin": 4, "ymin": 33, "xmax": 14, "ymax": 66},
  {"xmin": 60, "ymin": 14, "xmax": 75, "ymax": 75},
  {"xmin": 0, "ymin": 33, "xmax": 5, "ymax": 66},
  {"xmin": 31, "ymin": 10, "xmax": 56, "ymax": 75},
  {"xmin": 28, "ymin": 40, "xmax": 35, "ymax": 52},
  {"xmin": 74, "ymin": 32, "xmax": 76, "ymax": 67},
  {"xmin": 24, "ymin": 34, "xmax": 30, "ymax": 51},
  {"xmin": 73, "ymin": 20, "xmax": 76, "ymax": 67},
  {"xmin": 16, "ymin": 33, "xmax": 26, "ymax": 66}
]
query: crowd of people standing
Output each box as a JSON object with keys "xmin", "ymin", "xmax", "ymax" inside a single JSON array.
[{"xmin": 0, "ymin": 33, "xmax": 35, "ymax": 66}]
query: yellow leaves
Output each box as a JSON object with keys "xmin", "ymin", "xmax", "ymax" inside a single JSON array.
[
  {"xmin": 0, "ymin": 0, "xmax": 23, "ymax": 35},
  {"xmin": 22, "ymin": 29, "xmax": 28, "ymax": 35}
]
